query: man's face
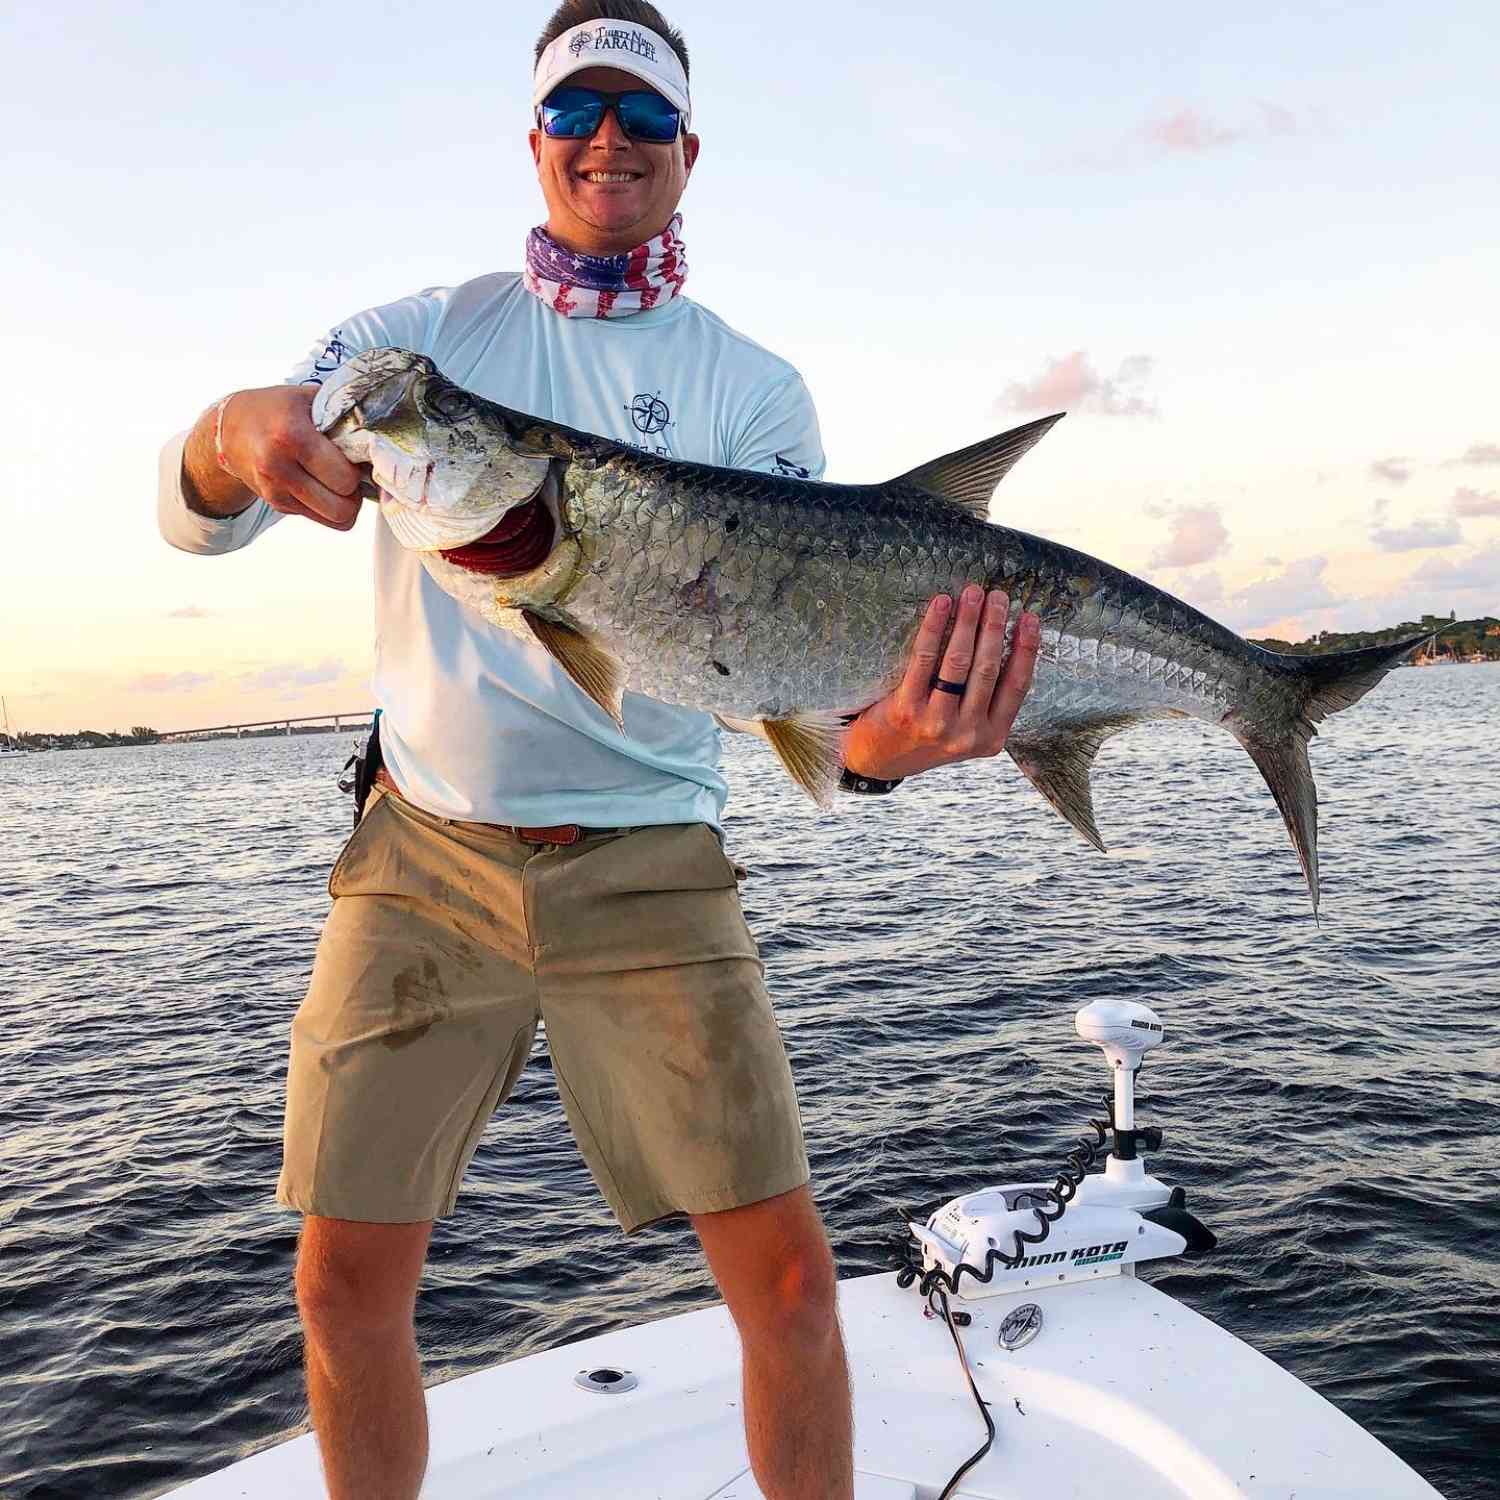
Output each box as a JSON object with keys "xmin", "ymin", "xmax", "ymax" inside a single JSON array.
[{"xmin": 529, "ymin": 65, "xmax": 700, "ymax": 255}]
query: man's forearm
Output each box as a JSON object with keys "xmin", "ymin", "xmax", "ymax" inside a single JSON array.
[{"xmin": 182, "ymin": 403, "xmax": 257, "ymax": 519}]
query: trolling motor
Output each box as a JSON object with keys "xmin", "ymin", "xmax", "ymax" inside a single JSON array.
[{"xmin": 902, "ymin": 1000, "xmax": 1215, "ymax": 1302}]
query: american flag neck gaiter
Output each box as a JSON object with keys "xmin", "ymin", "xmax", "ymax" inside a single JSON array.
[{"xmin": 523, "ymin": 214, "xmax": 688, "ymax": 318}]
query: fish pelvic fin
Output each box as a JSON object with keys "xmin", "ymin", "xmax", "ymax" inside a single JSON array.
[
  {"xmin": 523, "ymin": 611, "xmax": 625, "ymax": 727},
  {"xmin": 1005, "ymin": 717, "xmax": 1136, "ymax": 852},
  {"xmin": 895, "ymin": 413, "xmax": 1065, "ymax": 519},
  {"xmin": 760, "ymin": 713, "xmax": 848, "ymax": 807},
  {"xmin": 1231, "ymin": 631, "xmax": 1432, "ymax": 915}
]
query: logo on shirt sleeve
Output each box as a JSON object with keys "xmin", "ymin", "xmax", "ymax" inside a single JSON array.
[{"xmin": 311, "ymin": 330, "xmax": 350, "ymax": 384}]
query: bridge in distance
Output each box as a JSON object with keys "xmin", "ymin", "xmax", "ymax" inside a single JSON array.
[{"xmin": 160, "ymin": 711, "xmax": 375, "ymax": 744}]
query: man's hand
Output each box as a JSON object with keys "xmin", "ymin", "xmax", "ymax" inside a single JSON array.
[
  {"xmin": 183, "ymin": 384, "xmax": 365, "ymax": 530},
  {"xmin": 842, "ymin": 586, "xmax": 1041, "ymax": 781}
]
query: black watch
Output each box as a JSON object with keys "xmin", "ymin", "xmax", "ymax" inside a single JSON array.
[{"xmin": 838, "ymin": 765, "xmax": 905, "ymax": 795}]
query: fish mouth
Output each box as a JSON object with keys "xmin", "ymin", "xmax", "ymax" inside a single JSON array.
[{"xmin": 437, "ymin": 468, "xmax": 560, "ymax": 577}]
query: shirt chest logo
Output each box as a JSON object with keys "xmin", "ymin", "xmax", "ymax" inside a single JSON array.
[{"xmin": 625, "ymin": 390, "xmax": 676, "ymax": 455}]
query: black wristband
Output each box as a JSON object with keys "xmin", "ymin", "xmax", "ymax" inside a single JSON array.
[{"xmin": 838, "ymin": 765, "xmax": 905, "ymax": 795}]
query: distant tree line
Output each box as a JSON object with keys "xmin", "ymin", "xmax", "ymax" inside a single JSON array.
[
  {"xmin": 1250, "ymin": 614, "xmax": 1500, "ymax": 662},
  {"xmin": 1, "ymin": 726, "xmax": 161, "ymax": 752}
]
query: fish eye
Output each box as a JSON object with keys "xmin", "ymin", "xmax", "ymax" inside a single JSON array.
[{"xmin": 421, "ymin": 380, "xmax": 478, "ymax": 428}]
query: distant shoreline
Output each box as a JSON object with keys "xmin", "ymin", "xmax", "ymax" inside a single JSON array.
[{"xmin": 7, "ymin": 611, "xmax": 1495, "ymax": 750}]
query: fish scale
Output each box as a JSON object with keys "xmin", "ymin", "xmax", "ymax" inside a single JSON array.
[{"xmin": 316, "ymin": 347, "xmax": 1431, "ymax": 912}]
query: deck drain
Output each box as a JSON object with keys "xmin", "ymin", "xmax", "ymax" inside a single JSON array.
[
  {"xmin": 998, "ymin": 1303, "xmax": 1044, "ymax": 1351},
  {"xmin": 574, "ymin": 1366, "xmax": 639, "ymax": 1394}
]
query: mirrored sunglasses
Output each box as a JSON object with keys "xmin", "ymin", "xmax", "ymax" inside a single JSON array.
[{"xmin": 540, "ymin": 85, "xmax": 682, "ymax": 145}]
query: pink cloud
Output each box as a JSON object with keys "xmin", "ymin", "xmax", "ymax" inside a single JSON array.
[
  {"xmin": 1137, "ymin": 102, "xmax": 1308, "ymax": 157},
  {"xmin": 1370, "ymin": 517, "xmax": 1463, "ymax": 552},
  {"xmin": 1225, "ymin": 557, "xmax": 1341, "ymax": 634},
  {"xmin": 1453, "ymin": 487, "xmax": 1500, "ymax": 518},
  {"xmin": 1406, "ymin": 543, "xmax": 1500, "ymax": 594},
  {"xmin": 1141, "ymin": 107, "xmax": 1241, "ymax": 153},
  {"xmin": 1369, "ymin": 457, "xmax": 1411, "ymax": 484},
  {"xmin": 1150, "ymin": 504, "xmax": 1230, "ymax": 569},
  {"xmin": 1449, "ymin": 442, "xmax": 1500, "ymax": 466},
  {"xmin": 131, "ymin": 671, "xmax": 215, "ymax": 693},
  {"xmin": 237, "ymin": 660, "xmax": 347, "ymax": 696},
  {"xmin": 999, "ymin": 351, "xmax": 1157, "ymax": 418}
]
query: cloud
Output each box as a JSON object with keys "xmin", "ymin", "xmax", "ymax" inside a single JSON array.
[
  {"xmin": 1141, "ymin": 107, "xmax": 1240, "ymax": 153},
  {"xmin": 1370, "ymin": 517, "xmax": 1463, "ymax": 552},
  {"xmin": 999, "ymin": 351, "xmax": 1157, "ymax": 418},
  {"xmin": 1448, "ymin": 442, "xmax": 1500, "ymax": 467},
  {"xmin": 1405, "ymin": 542, "xmax": 1500, "ymax": 595},
  {"xmin": 168, "ymin": 604, "xmax": 213, "ymax": 619},
  {"xmin": 1150, "ymin": 504, "xmax": 1230, "ymax": 569},
  {"xmin": 131, "ymin": 671, "xmax": 215, "ymax": 693},
  {"xmin": 1369, "ymin": 457, "xmax": 1411, "ymax": 484},
  {"xmin": 238, "ymin": 660, "xmax": 347, "ymax": 695},
  {"xmin": 1137, "ymin": 102, "xmax": 1309, "ymax": 156},
  {"xmin": 1453, "ymin": 487, "xmax": 1500, "ymax": 518},
  {"xmin": 1226, "ymin": 557, "xmax": 1341, "ymax": 633}
]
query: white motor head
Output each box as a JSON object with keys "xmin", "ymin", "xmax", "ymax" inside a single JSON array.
[{"xmin": 1075, "ymin": 999, "xmax": 1165, "ymax": 1071}]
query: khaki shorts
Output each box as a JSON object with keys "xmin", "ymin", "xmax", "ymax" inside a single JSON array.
[{"xmin": 275, "ymin": 786, "xmax": 808, "ymax": 1232}]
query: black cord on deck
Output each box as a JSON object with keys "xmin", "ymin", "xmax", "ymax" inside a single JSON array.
[
  {"xmin": 891, "ymin": 1099, "xmax": 1126, "ymax": 1498},
  {"xmin": 930, "ymin": 1287, "xmax": 994, "ymax": 1500}
]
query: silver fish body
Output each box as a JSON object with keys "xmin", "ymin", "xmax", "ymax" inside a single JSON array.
[{"xmin": 315, "ymin": 348, "xmax": 1428, "ymax": 911}]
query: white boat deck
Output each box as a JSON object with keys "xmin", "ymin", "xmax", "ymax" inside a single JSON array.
[{"xmin": 168, "ymin": 1269, "xmax": 1443, "ymax": 1499}]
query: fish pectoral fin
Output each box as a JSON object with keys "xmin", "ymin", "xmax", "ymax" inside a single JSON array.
[
  {"xmin": 895, "ymin": 412, "xmax": 1065, "ymax": 518},
  {"xmin": 761, "ymin": 713, "xmax": 848, "ymax": 808},
  {"xmin": 1006, "ymin": 719, "xmax": 1133, "ymax": 852},
  {"xmin": 523, "ymin": 612, "xmax": 625, "ymax": 728}
]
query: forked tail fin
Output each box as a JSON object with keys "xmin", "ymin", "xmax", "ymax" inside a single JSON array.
[{"xmin": 1229, "ymin": 631, "xmax": 1433, "ymax": 914}]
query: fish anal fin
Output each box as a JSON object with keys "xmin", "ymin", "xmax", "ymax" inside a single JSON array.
[
  {"xmin": 1006, "ymin": 717, "xmax": 1133, "ymax": 852},
  {"xmin": 523, "ymin": 611, "xmax": 625, "ymax": 728},
  {"xmin": 1228, "ymin": 717, "xmax": 1320, "ymax": 915},
  {"xmin": 895, "ymin": 413, "xmax": 1065, "ymax": 518},
  {"xmin": 713, "ymin": 714, "xmax": 768, "ymax": 740},
  {"xmin": 761, "ymin": 713, "xmax": 847, "ymax": 807}
]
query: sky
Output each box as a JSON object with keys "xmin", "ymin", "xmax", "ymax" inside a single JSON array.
[{"xmin": 2, "ymin": 0, "xmax": 1496, "ymax": 735}]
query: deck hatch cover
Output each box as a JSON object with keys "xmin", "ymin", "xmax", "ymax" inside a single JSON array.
[
  {"xmin": 574, "ymin": 1366, "xmax": 639, "ymax": 1394},
  {"xmin": 998, "ymin": 1303, "xmax": 1044, "ymax": 1351}
]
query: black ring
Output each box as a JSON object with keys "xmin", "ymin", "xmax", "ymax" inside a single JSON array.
[{"xmin": 932, "ymin": 677, "xmax": 967, "ymax": 695}]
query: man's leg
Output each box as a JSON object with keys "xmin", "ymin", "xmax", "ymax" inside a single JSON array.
[
  {"xmin": 294, "ymin": 1216, "xmax": 433, "ymax": 1500},
  {"xmin": 693, "ymin": 1186, "xmax": 854, "ymax": 1500}
]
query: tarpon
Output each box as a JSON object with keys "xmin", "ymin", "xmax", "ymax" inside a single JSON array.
[{"xmin": 314, "ymin": 347, "xmax": 1428, "ymax": 912}]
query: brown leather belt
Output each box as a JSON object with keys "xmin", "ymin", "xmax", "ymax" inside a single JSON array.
[{"xmin": 374, "ymin": 767, "xmax": 603, "ymax": 846}]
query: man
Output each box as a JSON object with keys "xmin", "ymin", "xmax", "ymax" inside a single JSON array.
[{"xmin": 157, "ymin": 4, "xmax": 1040, "ymax": 1497}]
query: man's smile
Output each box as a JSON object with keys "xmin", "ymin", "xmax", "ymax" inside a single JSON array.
[{"xmin": 578, "ymin": 170, "xmax": 645, "ymax": 184}]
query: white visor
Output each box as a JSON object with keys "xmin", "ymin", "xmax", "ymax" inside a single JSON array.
[{"xmin": 532, "ymin": 19, "xmax": 690, "ymax": 125}]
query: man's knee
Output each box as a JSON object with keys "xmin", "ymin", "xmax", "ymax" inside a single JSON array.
[
  {"xmin": 294, "ymin": 1216, "xmax": 432, "ymax": 1344},
  {"xmin": 693, "ymin": 1188, "xmax": 840, "ymax": 1346}
]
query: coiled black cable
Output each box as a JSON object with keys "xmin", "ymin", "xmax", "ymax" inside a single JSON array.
[
  {"xmin": 893, "ymin": 1097, "xmax": 1118, "ymax": 1498},
  {"xmin": 894, "ymin": 1097, "xmax": 1112, "ymax": 1299}
]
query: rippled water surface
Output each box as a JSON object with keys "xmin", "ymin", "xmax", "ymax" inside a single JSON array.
[{"xmin": 3, "ymin": 665, "xmax": 1497, "ymax": 1499}]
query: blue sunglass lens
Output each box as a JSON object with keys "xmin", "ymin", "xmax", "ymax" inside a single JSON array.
[
  {"xmin": 542, "ymin": 87, "xmax": 680, "ymax": 143},
  {"xmin": 616, "ymin": 93, "xmax": 681, "ymax": 143},
  {"xmin": 542, "ymin": 87, "xmax": 604, "ymax": 138}
]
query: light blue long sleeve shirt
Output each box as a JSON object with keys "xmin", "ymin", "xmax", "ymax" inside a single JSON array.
[{"xmin": 158, "ymin": 274, "xmax": 825, "ymax": 828}]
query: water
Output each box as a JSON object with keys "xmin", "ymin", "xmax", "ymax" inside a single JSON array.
[{"xmin": 3, "ymin": 665, "xmax": 1497, "ymax": 1499}]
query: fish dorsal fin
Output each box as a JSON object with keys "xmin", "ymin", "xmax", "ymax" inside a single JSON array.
[
  {"xmin": 895, "ymin": 413, "xmax": 1065, "ymax": 518},
  {"xmin": 760, "ymin": 712, "xmax": 847, "ymax": 807},
  {"xmin": 1006, "ymin": 716, "xmax": 1135, "ymax": 851},
  {"xmin": 523, "ymin": 611, "xmax": 625, "ymax": 728}
]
